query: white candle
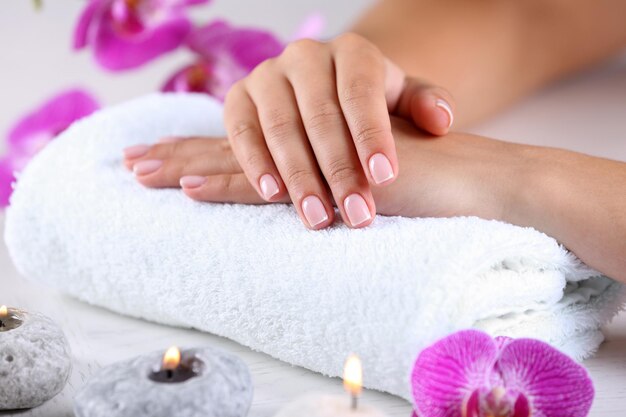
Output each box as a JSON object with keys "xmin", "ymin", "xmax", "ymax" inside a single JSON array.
[{"xmin": 274, "ymin": 355, "xmax": 388, "ymax": 417}]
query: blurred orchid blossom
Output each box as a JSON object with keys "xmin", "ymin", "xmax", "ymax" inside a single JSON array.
[
  {"xmin": 411, "ymin": 330, "xmax": 594, "ymax": 417},
  {"xmin": 162, "ymin": 15, "xmax": 325, "ymax": 100},
  {"xmin": 0, "ymin": 89, "xmax": 100, "ymax": 207},
  {"xmin": 162, "ymin": 19, "xmax": 285, "ymax": 100},
  {"xmin": 73, "ymin": 0, "xmax": 209, "ymax": 71}
]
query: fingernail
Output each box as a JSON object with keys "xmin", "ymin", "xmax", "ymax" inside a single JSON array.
[
  {"xmin": 123, "ymin": 144, "xmax": 150, "ymax": 159},
  {"xmin": 302, "ymin": 195, "xmax": 329, "ymax": 228},
  {"xmin": 368, "ymin": 153, "xmax": 394, "ymax": 184},
  {"xmin": 259, "ymin": 174, "xmax": 280, "ymax": 200},
  {"xmin": 343, "ymin": 193, "xmax": 372, "ymax": 227},
  {"xmin": 133, "ymin": 159, "xmax": 162, "ymax": 176},
  {"xmin": 435, "ymin": 99, "xmax": 454, "ymax": 129},
  {"xmin": 180, "ymin": 175, "xmax": 206, "ymax": 189}
]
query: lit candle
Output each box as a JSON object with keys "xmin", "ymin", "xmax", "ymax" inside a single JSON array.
[
  {"xmin": 74, "ymin": 345, "xmax": 253, "ymax": 417},
  {"xmin": 0, "ymin": 305, "xmax": 72, "ymax": 410},
  {"xmin": 274, "ymin": 354, "xmax": 388, "ymax": 417}
]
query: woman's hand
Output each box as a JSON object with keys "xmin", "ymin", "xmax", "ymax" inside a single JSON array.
[
  {"xmin": 222, "ymin": 33, "xmax": 455, "ymax": 229},
  {"xmin": 123, "ymin": 118, "xmax": 509, "ymax": 224}
]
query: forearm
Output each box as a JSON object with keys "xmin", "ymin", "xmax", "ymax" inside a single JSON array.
[
  {"xmin": 506, "ymin": 145, "xmax": 626, "ymax": 283},
  {"xmin": 351, "ymin": 0, "xmax": 626, "ymax": 126}
]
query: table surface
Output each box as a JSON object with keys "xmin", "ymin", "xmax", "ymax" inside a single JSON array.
[{"xmin": 2, "ymin": 2, "xmax": 626, "ymax": 417}]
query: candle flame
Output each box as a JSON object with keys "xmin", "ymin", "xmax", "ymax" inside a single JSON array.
[
  {"xmin": 343, "ymin": 354, "xmax": 363, "ymax": 396},
  {"xmin": 162, "ymin": 346, "xmax": 181, "ymax": 370},
  {"xmin": 0, "ymin": 305, "xmax": 7, "ymax": 318}
]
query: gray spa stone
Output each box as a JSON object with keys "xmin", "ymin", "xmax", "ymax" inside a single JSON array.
[
  {"xmin": 0, "ymin": 309, "xmax": 72, "ymax": 409},
  {"xmin": 74, "ymin": 346, "xmax": 253, "ymax": 417}
]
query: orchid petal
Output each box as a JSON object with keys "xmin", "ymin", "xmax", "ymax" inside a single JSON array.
[
  {"xmin": 161, "ymin": 66, "xmax": 191, "ymax": 92},
  {"xmin": 412, "ymin": 330, "xmax": 498, "ymax": 417},
  {"xmin": 496, "ymin": 338, "xmax": 594, "ymax": 417},
  {"xmin": 8, "ymin": 89, "xmax": 100, "ymax": 154},
  {"xmin": 187, "ymin": 20, "xmax": 284, "ymax": 72},
  {"xmin": 94, "ymin": 14, "xmax": 191, "ymax": 70},
  {"xmin": 0, "ymin": 158, "xmax": 15, "ymax": 208},
  {"xmin": 291, "ymin": 12, "xmax": 326, "ymax": 41},
  {"xmin": 462, "ymin": 389, "xmax": 481, "ymax": 417},
  {"xmin": 73, "ymin": 0, "xmax": 106, "ymax": 49},
  {"xmin": 513, "ymin": 394, "xmax": 531, "ymax": 417}
]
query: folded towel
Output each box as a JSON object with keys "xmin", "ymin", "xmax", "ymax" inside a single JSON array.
[{"xmin": 5, "ymin": 94, "xmax": 625, "ymax": 400}]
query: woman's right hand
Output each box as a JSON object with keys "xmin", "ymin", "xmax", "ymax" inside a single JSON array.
[{"xmin": 222, "ymin": 33, "xmax": 455, "ymax": 230}]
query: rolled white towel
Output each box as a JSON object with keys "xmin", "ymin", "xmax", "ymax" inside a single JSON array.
[{"xmin": 5, "ymin": 94, "xmax": 625, "ymax": 399}]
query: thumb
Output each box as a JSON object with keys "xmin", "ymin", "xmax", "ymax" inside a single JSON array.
[{"xmin": 384, "ymin": 59, "xmax": 455, "ymax": 136}]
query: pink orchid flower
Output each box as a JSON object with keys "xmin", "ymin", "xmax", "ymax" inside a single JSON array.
[
  {"xmin": 0, "ymin": 89, "xmax": 100, "ymax": 207},
  {"xmin": 162, "ymin": 19, "xmax": 284, "ymax": 100},
  {"xmin": 162, "ymin": 14, "xmax": 325, "ymax": 101},
  {"xmin": 411, "ymin": 330, "xmax": 594, "ymax": 417},
  {"xmin": 73, "ymin": 0, "xmax": 209, "ymax": 71}
]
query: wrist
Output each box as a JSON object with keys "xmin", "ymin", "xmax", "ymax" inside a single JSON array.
[{"xmin": 501, "ymin": 144, "xmax": 568, "ymax": 232}]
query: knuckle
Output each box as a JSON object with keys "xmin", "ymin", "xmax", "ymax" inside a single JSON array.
[
  {"xmin": 304, "ymin": 101, "xmax": 343, "ymax": 136},
  {"xmin": 224, "ymin": 80, "xmax": 245, "ymax": 103},
  {"xmin": 218, "ymin": 140, "xmax": 231, "ymax": 152},
  {"xmin": 248, "ymin": 58, "xmax": 277, "ymax": 82},
  {"xmin": 284, "ymin": 167, "xmax": 313, "ymax": 190},
  {"xmin": 214, "ymin": 175, "xmax": 234, "ymax": 193},
  {"xmin": 243, "ymin": 151, "xmax": 269, "ymax": 171},
  {"xmin": 340, "ymin": 77, "xmax": 375, "ymax": 105},
  {"xmin": 326, "ymin": 159, "xmax": 359, "ymax": 185},
  {"xmin": 229, "ymin": 120, "xmax": 259, "ymax": 142},
  {"xmin": 264, "ymin": 110, "xmax": 294, "ymax": 141},
  {"xmin": 353, "ymin": 124, "xmax": 388, "ymax": 147},
  {"xmin": 283, "ymin": 39, "xmax": 322, "ymax": 60},
  {"xmin": 334, "ymin": 32, "xmax": 364, "ymax": 47}
]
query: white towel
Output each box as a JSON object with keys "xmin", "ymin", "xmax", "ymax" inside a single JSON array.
[{"xmin": 5, "ymin": 94, "xmax": 625, "ymax": 400}]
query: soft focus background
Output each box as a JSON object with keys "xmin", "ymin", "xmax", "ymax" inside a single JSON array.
[
  {"xmin": 0, "ymin": 0, "xmax": 372, "ymax": 148},
  {"xmin": 1, "ymin": 0, "xmax": 625, "ymax": 159}
]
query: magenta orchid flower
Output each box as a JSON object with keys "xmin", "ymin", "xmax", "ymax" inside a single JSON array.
[
  {"xmin": 411, "ymin": 330, "xmax": 594, "ymax": 417},
  {"xmin": 0, "ymin": 89, "xmax": 100, "ymax": 207},
  {"xmin": 73, "ymin": 0, "xmax": 209, "ymax": 71},
  {"xmin": 162, "ymin": 19, "xmax": 284, "ymax": 100}
]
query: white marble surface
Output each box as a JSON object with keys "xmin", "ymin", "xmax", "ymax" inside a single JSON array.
[{"xmin": 1, "ymin": 1, "xmax": 626, "ymax": 416}]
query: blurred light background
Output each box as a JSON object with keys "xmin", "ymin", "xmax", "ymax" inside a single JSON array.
[
  {"xmin": 1, "ymin": 0, "xmax": 625, "ymax": 159},
  {"xmin": 0, "ymin": 0, "xmax": 373, "ymax": 145}
]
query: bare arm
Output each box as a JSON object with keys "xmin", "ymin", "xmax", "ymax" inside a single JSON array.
[
  {"xmin": 352, "ymin": 0, "xmax": 626, "ymax": 126},
  {"xmin": 507, "ymin": 145, "xmax": 626, "ymax": 283}
]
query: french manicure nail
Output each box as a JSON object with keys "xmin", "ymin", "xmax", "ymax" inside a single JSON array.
[
  {"xmin": 180, "ymin": 175, "xmax": 207, "ymax": 189},
  {"xmin": 259, "ymin": 174, "xmax": 280, "ymax": 200},
  {"xmin": 344, "ymin": 193, "xmax": 372, "ymax": 227},
  {"xmin": 302, "ymin": 195, "xmax": 329, "ymax": 228},
  {"xmin": 435, "ymin": 99, "xmax": 454, "ymax": 129},
  {"xmin": 369, "ymin": 153, "xmax": 394, "ymax": 184},
  {"xmin": 133, "ymin": 159, "xmax": 162, "ymax": 176},
  {"xmin": 123, "ymin": 144, "xmax": 150, "ymax": 159}
]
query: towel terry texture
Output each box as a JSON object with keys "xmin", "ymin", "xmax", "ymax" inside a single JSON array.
[{"xmin": 5, "ymin": 94, "xmax": 625, "ymax": 400}]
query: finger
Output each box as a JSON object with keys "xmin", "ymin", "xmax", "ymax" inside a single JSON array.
[
  {"xmin": 122, "ymin": 137, "xmax": 228, "ymax": 171},
  {"xmin": 224, "ymin": 79, "xmax": 287, "ymax": 203},
  {"xmin": 130, "ymin": 140, "xmax": 241, "ymax": 188},
  {"xmin": 283, "ymin": 38, "xmax": 375, "ymax": 228},
  {"xmin": 246, "ymin": 61, "xmax": 335, "ymax": 229},
  {"xmin": 332, "ymin": 33, "xmax": 398, "ymax": 187},
  {"xmin": 181, "ymin": 173, "xmax": 290, "ymax": 205},
  {"xmin": 393, "ymin": 75, "xmax": 455, "ymax": 136}
]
